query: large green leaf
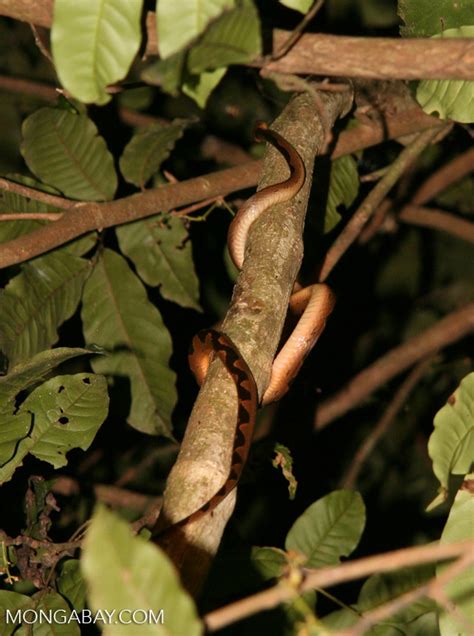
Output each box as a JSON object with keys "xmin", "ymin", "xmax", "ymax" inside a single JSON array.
[
  {"xmin": 21, "ymin": 107, "xmax": 117, "ymax": 201},
  {"xmin": 51, "ymin": 0, "xmax": 142, "ymax": 105},
  {"xmin": 428, "ymin": 372, "xmax": 474, "ymax": 496},
  {"xmin": 438, "ymin": 475, "xmax": 474, "ymax": 636},
  {"xmin": 81, "ymin": 505, "xmax": 203, "ymax": 636},
  {"xmin": 285, "ymin": 490, "xmax": 365, "ymax": 568},
  {"xmin": 0, "ymin": 348, "xmax": 92, "ymax": 467},
  {"xmin": 0, "ymin": 347, "xmax": 91, "ymax": 405},
  {"xmin": 119, "ymin": 120, "xmax": 188, "ymax": 188},
  {"xmin": 187, "ymin": 0, "xmax": 261, "ymax": 74},
  {"xmin": 157, "ymin": 0, "xmax": 235, "ymax": 59},
  {"xmin": 0, "ymin": 591, "xmax": 34, "ymax": 636},
  {"xmin": 358, "ymin": 566, "xmax": 436, "ymax": 622},
  {"xmin": 0, "ymin": 373, "xmax": 108, "ymax": 483},
  {"xmin": 325, "ymin": 154, "xmax": 359, "ymax": 232},
  {"xmin": 116, "ymin": 215, "xmax": 201, "ymax": 311},
  {"xmin": 416, "ymin": 26, "xmax": 474, "ymax": 124},
  {"xmin": 81, "ymin": 249, "xmax": 177, "ymax": 435},
  {"xmin": 16, "ymin": 590, "xmax": 80, "ymax": 635},
  {"xmin": 398, "ymin": 0, "xmax": 473, "ymax": 37},
  {"xmin": 0, "ymin": 252, "xmax": 91, "ymax": 368}
]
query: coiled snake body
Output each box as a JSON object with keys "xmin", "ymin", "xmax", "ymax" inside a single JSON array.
[{"xmin": 155, "ymin": 123, "xmax": 334, "ymax": 536}]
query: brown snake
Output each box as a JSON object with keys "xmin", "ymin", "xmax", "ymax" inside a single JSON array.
[{"xmin": 154, "ymin": 123, "xmax": 334, "ymax": 537}]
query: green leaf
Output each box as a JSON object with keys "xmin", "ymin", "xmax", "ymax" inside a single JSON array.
[
  {"xmin": 57, "ymin": 559, "xmax": 87, "ymax": 612},
  {"xmin": 16, "ymin": 590, "xmax": 81, "ymax": 635},
  {"xmin": 250, "ymin": 546, "xmax": 289, "ymax": 581},
  {"xmin": 21, "ymin": 107, "xmax": 117, "ymax": 201},
  {"xmin": 141, "ymin": 53, "xmax": 186, "ymax": 96},
  {"xmin": 428, "ymin": 372, "xmax": 474, "ymax": 496},
  {"xmin": 81, "ymin": 505, "xmax": 203, "ymax": 636},
  {"xmin": 0, "ymin": 174, "xmax": 97, "ymax": 253},
  {"xmin": 0, "ymin": 591, "xmax": 34, "ymax": 636},
  {"xmin": 157, "ymin": 0, "xmax": 235, "ymax": 59},
  {"xmin": 187, "ymin": 0, "xmax": 261, "ymax": 74},
  {"xmin": 0, "ymin": 347, "xmax": 92, "ymax": 405},
  {"xmin": 182, "ymin": 67, "xmax": 227, "ymax": 108},
  {"xmin": 0, "ymin": 252, "xmax": 91, "ymax": 368},
  {"xmin": 116, "ymin": 215, "xmax": 201, "ymax": 311},
  {"xmin": 285, "ymin": 490, "xmax": 365, "ymax": 568},
  {"xmin": 51, "ymin": 0, "xmax": 142, "ymax": 105},
  {"xmin": 0, "ymin": 373, "xmax": 109, "ymax": 483},
  {"xmin": 272, "ymin": 443, "xmax": 297, "ymax": 500},
  {"xmin": 0, "ymin": 174, "xmax": 60, "ymax": 242},
  {"xmin": 416, "ymin": 27, "xmax": 474, "ymax": 124},
  {"xmin": 81, "ymin": 249, "xmax": 177, "ymax": 435},
  {"xmin": 119, "ymin": 120, "xmax": 188, "ymax": 188},
  {"xmin": 398, "ymin": 0, "xmax": 473, "ymax": 37},
  {"xmin": 325, "ymin": 154, "xmax": 359, "ymax": 232},
  {"xmin": 279, "ymin": 0, "xmax": 313, "ymax": 14},
  {"xmin": 358, "ymin": 567, "xmax": 436, "ymax": 622},
  {"xmin": 438, "ymin": 475, "xmax": 474, "ymax": 636}
]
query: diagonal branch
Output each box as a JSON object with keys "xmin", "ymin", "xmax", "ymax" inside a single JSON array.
[
  {"xmin": 314, "ymin": 303, "xmax": 474, "ymax": 429},
  {"xmin": 155, "ymin": 88, "xmax": 353, "ymax": 596}
]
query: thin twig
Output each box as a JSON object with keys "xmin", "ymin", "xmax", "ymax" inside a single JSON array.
[
  {"xmin": 0, "ymin": 212, "xmax": 63, "ymax": 221},
  {"xmin": 399, "ymin": 204, "xmax": 474, "ymax": 244},
  {"xmin": 269, "ymin": 0, "xmax": 325, "ymax": 61},
  {"xmin": 0, "ymin": 177, "xmax": 75, "ymax": 209},
  {"xmin": 337, "ymin": 551, "xmax": 474, "ymax": 636},
  {"xmin": 204, "ymin": 539, "xmax": 474, "ymax": 632},
  {"xmin": 412, "ymin": 146, "xmax": 474, "ymax": 205},
  {"xmin": 340, "ymin": 357, "xmax": 434, "ymax": 489},
  {"xmin": 314, "ymin": 302, "xmax": 474, "ymax": 429},
  {"xmin": 320, "ymin": 126, "xmax": 445, "ymax": 282}
]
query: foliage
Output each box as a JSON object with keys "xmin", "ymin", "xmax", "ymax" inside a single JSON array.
[{"xmin": 0, "ymin": 0, "xmax": 472, "ymax": 635}]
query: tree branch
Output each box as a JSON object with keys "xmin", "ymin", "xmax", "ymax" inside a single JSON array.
[
  {"xmin": 314, "ymin": 303, "xmax": 474, "ymax": 429},
  {"xmin": 340, "ymin": 357, "xmax": 434, "ymax": 489},
  {"xmin": 1, "ymin": 3, "xmax": 472, "ymax": 80},
  {"xmin": 154, "ymin": 89, "xmax": 352, "ymax": 596},
  {"xmin": 266, "ymin": 30, "xmax": 474, "ymax": 80},
  {"xmin": 399, "ymin": 204, "xmax": 474, "ymax": 244},
  {"xmin": 204, "ymin": 539, "xmax": 474, "ymax": 631},
  {"xmin": 320, "ymin": 126, "xmax": 446, "ymax": 282}
]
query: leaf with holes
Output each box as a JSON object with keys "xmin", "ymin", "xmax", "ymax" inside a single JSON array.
[
  {"xmin": 325, "ymin": 154, "xmax": 359, "ymax": 232},
  {"xmin": 157, "ymin": 0, "xmax": 235, "ymax": 59},
  {"xmin": 416, "ymin": 27, "xmax": 474, "ymax": 124},
  {"xmin": 119, "ymin": 120, "xmax": 188, "ymax": 188},
  {"xmin": 285, "ymin": 490, "xmax": 365, "ymax": 568},
  {"xmin": 21, "ymin": 107, "xmax": 117, "ymax": 201},
  {"xmin": 187, "ymin": 0, "xmax": 261, "ymax": 74},
  {"xmin": 82, "ymin": 505, "xmax": 203, "ymax": 636},
  {"xmin": 0, "ymin": 374, "xmax": 108, "ymax": 484},
  {"xmin": 0, "ymin": 347, "xmax": 92, "ymax": 405},
  {"xmin": 51, "ymin": 0, "xmax": 142, "ymax": 105},
  {"xmin": 116, "ymin": 215, "xmax": 201, "ymax": 311},
  {"xmin": 81, "ymin": 249, "xmax": 177, "ymax": 436},
  {"xmin": 0, "ymin": 252, "xmax": 91, "ymax": 368},
  {"xmin": 428, "ymin": 372, "xmax": 474, "ymax": 499}
]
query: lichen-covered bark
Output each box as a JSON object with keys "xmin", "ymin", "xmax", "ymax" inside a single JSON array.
[{"xmin": 157, "ymin": 89, "xmax": 353, "ymax": 595}]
